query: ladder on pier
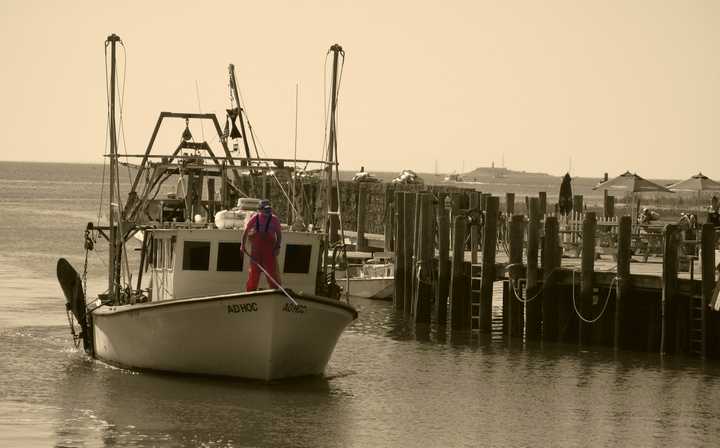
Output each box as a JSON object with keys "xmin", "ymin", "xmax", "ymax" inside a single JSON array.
[
  {"xmin": 689, "ymin": 293, "xmax": 706, "ymax": 357},
  {"xmin": 470, "ymin": 264, "xmax": 482, "ymax": 331}
]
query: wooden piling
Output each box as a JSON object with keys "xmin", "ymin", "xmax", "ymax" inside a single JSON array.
[
  {"xmin": 579, "ymin": 212, "xmax": 597, "ymax": 345},
  {"xmin": 450, "ymin": 215, "xmax": 469, "ymax": 331},
  {"xmin": 542, "ymin": 216, "xmax": 561, "ymax": 341},
  {"xmin": 572, "ymin": 195, "xmax": 583, "ymax": 214},
  {"xmin": 526, "ymin": 198, "xmax": 542, "ymax": 339},
  {"xmin": 415, "ymin": 193, "xmax": 434, "ymax": 323},
  {"xmin": 507, "ymin": 214, "xmax": 525, "ymax": 337},
  {"xmin": 470, "ymin": 191, "xmax": 480, "ymax": 264},
  {"xmin": 479, "ymin": 196, "xmax": 499, "ymax": 333},
  {"xmin": 393, "ymin": 191, "xmax": 405, "ymax": 311},
  {"xmin": 437, "ymin": 205, "xmax": 451, "ymax": 325},
  {"xmin": 603, "ymin": 191, "xmax": 615, "ymax": 218},
  {"xmin": 614, "ymin": 216, "xmax": 632, "ymax": 350},
  {"xmin": 700, "ymin": 223, "xmax": 716, "ymax": 357},
  {"xmin": 384, "ymin": 186, "xmax": 394, "ymax": 251},
  {"xmin": 661, "ymin": 224, "xmax": 680, "ymax": 354},
  {"xmin": 404, "ymin": 192, "xmax": 416, "ymax": 314},
  {"xmin": 505, "ymin": 192, "xmax": 515, "ymax": 215},
  {"xmin": 357, "ymin": 183, "xmax": 369, "ymax": 251},
  {"xmin": 538, "ymin": 192, "xmax": 547, "ymax": 215}
]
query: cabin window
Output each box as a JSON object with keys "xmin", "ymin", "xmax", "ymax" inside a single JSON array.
[
  {"xmin": 182, "ymin": 241, "xmax": 210, "ymax": 271},
  {"xmin": 217, "ymin": 242, "xmax": 243, "ymax": 272},
  {"xmin": 283, "ymin": 244, "xmax": 312, "ymax": 274}
]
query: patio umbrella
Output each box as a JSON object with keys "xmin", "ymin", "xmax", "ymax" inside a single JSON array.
[
  {"xmin": 558, "ymin": 172, "xmax": 573, "ymax": 215},
  {"xmin": 593, "ymin": 171, "xmax": 673, "ymax": 221},
  {"xmin": 667, "ymin": 172, "xmax": 720, "ymax": 216}
]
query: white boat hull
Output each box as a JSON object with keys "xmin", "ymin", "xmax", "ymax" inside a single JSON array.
[
  {"xmin": 91, "ymin": 290, "xmax": 357, "ymax": 380},
  {"xmin": 348, "ymin": 277, "xmax": 394, "ymax": 300}
]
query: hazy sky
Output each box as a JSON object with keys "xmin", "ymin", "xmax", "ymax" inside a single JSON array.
[{"xmin": 1, "ymin": 0, "xmax": 719, "ymax": 178}]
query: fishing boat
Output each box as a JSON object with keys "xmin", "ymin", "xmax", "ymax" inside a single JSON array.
[
  {"xmin": 336, "ymin": 254, "xmax": 393, "ymax": 300},
  {"xmin": 56, "ymin": 34, "xmax": 356, "ymax": 381}
]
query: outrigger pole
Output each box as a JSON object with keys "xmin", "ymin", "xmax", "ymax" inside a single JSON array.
[
  {"xmin": 325, "ymin": 44, "xmax": 344, "ymax": 244},
  {"xmin": 107, "ymin": 33, "xmax": 121, "ymax": 301}
]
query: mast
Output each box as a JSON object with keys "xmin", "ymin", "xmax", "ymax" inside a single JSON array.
[
  {"xmin": 107, "ymin": 33, "xmax": 121, "ymax": 298},
  {"xmin": 326, "ymin": 44, "xmax": 343, "ymax": 243},
  {"xmin": 228, "ymin": 65, "xmax": 253, "ymax": 162}
]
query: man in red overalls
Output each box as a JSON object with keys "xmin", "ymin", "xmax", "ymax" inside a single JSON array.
[{"xmin": 242, "ymin": 199, "xmax": 282, "ymax": 291}]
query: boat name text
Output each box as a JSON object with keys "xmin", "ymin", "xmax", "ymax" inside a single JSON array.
[
  {"xmin": 227, "ymin": 303, "xmax": 258, "ymax": 313},
  {"xmin": 282, "ymin": 303, "xmax": 307, "ymax": 314}
]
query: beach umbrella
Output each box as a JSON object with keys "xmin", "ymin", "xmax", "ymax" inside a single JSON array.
[
  {"xmin": 667, "ymin": 172, "xmax": 720, "ymax": 214},
  {"xmin": 558, "ymin": 172, "xmax": 573, "ymax": 215},
  {"xmin": 593, "ymin": 171, "xmax": 673, "ymax": 221},
  {"xmin": 593, "ymin": 171, "xmax": 673, "ymax": 194}
]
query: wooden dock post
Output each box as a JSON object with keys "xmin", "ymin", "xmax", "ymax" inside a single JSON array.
[
  {"xmin": 357, "ymin": 183, "xmax": 369, "ymax": 251},
  {"xmin": 700, "ymin": 223, "xmax": 716, "ymax": 358},
  {"xmin": 579, "ymin": 212, "xmax": 597, "ymax": 345},
  {"xmin": 393, "ymin": 191, "xmax": 405, "ymax": 311},
  {"xmin": 415, "ymin": 193, "xmax": 434, "ymax": 323},
  {"xmin": 505, "ymin": 192, "xmax": 515, "ymax": 215},
  {"xmin": 470, "ymin": 191, "xmax": 480, "ymax": 264},
  {"xmin": 538, "ymin": 191, "xmax": 547, "ymax": 216},
  {"xmin": 572, "ymin": 195, "xmax": 583, "ymax": 214},
  {"xmin": 603, "ymin": 191, "xmax": 615, "ymax": 218},
  {"xmin": 507, "ymin": 214, "xmax": 525, "ymax": 337},
  {"xmin": 436, "ymin": 205, "xmax": 451, "ymax": 325},
  {"xmin": 661, "ymin": 224, "xmax": 680, "ymax": 354},
  {"xmin": 450, "ymin": 215, "xmax": 469, "ymax": 331},
  {"xmin": 542, "ymin": 216, "xmax": 561, "ymax": 341},
  {"xmin": 526, "ymin": 198, "xmax": 542, "ymax": 339},
  {"xmin": 384, "ymin": 186, "xmax": 394, "ymax": 251},
  {"xmin": 479, "ymin": 196, "xmax": 499, "ymax": 333},
  {"xmin": 403, "ymin": 192, "xmax": 416, "ymax": 314},
  {"xmin": 614, "ymin": 216, "xmax": 632, "ymax": 350}
]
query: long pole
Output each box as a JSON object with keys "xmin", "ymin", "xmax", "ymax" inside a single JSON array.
[
  {"xmin": 292, "ymin": 83, "xmax": 299, "ymax": 220},
  {"xmin": 325, "ymin": 45, "xmax": 342, "ymax": 243},
  {"xmin": 107, "ymin": 34, "xmax": 120, "ymax": 299}
]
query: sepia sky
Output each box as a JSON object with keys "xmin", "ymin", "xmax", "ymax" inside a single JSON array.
[{"xmin": 1, "ymin": 0, "xmax": 719, "ymax": 179}]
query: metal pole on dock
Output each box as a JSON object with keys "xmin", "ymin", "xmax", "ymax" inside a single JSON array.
[
  {"xmin": 526, "ymin": 198, "xmax": 542, "ymax": 339},
  {"xmin": 603, "ymin": 191, "xmax": 615, "ymax": 218},
  {"xmin": 614, "ymin": 216, "xmax": 632, "ymax": 350},
  {"xmin": 579, "ymin": 212, "xmax": 597, "ymax": 345},
  {"xmin": 538, "ymin": 192, "xmax": 547, "ymax": 216},
  {"xmin": 479, "ymin": 196, "xmax": 499, "ymax": 333}
]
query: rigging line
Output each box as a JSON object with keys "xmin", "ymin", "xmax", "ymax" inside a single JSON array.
[
  {"xmin": 116, "ymin": 40, "xmax": 133, "ymax": 186},
  {"xmin": 195, "ymin": 80, "xmax": 206, "ymax": 141}
]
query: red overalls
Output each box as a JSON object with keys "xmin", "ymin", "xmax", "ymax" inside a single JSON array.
[{"xmin": 244, "ymin": 211, "xmax": 282, "ymax": 291}]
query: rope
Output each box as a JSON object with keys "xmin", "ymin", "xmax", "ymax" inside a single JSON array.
[
  {"xmin": 570, "ymin": 269, "xmax": 617, "ymax": 323},
  {"xmin": 507, "ymin": 266, "xmax": 562, "ymax": 304}
]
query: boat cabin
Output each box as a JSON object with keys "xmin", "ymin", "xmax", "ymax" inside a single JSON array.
[{"xmin": 147, "ymin": 227, "xmax": 321, "ymax": 300}]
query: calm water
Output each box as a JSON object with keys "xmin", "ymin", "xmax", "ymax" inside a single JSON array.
[{"xmin": 1, "ymin": 161, "xmax": 720, "ymax": 447}]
